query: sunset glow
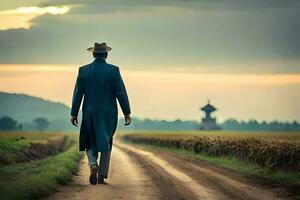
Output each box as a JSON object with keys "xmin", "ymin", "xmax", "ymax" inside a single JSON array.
[
  {"xmin": 13, "ymin": 6, "xmax": 70, "ymax": 15},
  {"xmin": 0, "ymin": 6, "xmax": 70, "ymax": 30},
  {"xmin": 0, "ymin": 64, "xmax": 299, "ymax": 121}
]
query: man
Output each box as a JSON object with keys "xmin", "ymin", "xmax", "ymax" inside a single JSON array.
[{"xmin": 70, "ymin": 42, "xmax": 131, "ymax": 185}]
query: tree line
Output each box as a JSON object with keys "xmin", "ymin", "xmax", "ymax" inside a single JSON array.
[
  {"xmin": 221, "ymin": 119, "xmax": 300, "ymax": 131},
  {"xmin": 1, "ymin": 115, "xmax": 300, "ymax": 132},
  {"xmin": 120, "ymin": 118, "xmax": 300, "ymax": 131},
  {"xmin": 0, "ymin": 116, "xmax": 49, "ymax": 131}
]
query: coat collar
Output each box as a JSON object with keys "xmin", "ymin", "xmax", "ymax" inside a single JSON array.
[{"xmin": 94, "ymin": 57, "xmax": 107, "ymax": 63}]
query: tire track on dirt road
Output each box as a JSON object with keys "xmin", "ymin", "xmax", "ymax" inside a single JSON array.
[
  {"xmin": 154, "ymin": 151, "xmax": 288, "ymax": 200},
  {"xmin": 116, "ymin": 141, "xmax": 288, "ymax": 200},
  {"xmin": 116, "ymin": 141, "xmax": 218, "ymax": 200}
]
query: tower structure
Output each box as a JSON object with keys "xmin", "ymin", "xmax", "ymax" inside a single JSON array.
[{"xmin": 199, "ymin": 100, "xmax": 221, "ymax": 130}]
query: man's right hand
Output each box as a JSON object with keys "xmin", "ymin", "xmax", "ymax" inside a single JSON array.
[
  {"xmin": 125, "ymin": 114, "xmax": 131, "ymax": 126},
  {"xmin": 71, "ymin": 116, "xmax": 78, "ymax": 127}
]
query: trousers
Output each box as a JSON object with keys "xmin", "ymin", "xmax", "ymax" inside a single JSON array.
[{"xmin": 86, "ymin": 149, "xmax": 111, "ymax": 178}]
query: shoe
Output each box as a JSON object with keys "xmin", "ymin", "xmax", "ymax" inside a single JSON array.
[
  {"xmin": 98, "ymin": 175, "xmax": 108, "ymax": 184},
  {"xmin": 89, "ymin": 164, "xmax": 98, "ymax": 185}
]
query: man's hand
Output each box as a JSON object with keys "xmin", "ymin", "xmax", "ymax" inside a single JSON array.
[
  {"xmin": 71, "ymin": 116, "xmax": 78, "ymax": 127},
  {"xmin": 125, "ymin": 114, "xmax": 131, "ymax": 126}
]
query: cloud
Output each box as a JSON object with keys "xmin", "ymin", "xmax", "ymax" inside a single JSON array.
[
  {"xmin": 3, "ymin": 6, "xmax": 70, "ymax": 15},
  {"xmin": 0, "ymin": 6, "xmax": 70, "ymax": 30}
]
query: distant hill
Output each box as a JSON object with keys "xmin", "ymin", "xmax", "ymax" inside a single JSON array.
[
  {"xmin": 0, "ymin": 92, "xmax": 199, "ymax": 131},
  {"xmin": 0, "ymin": 92, "xmax": 70, "ymax": 123}
]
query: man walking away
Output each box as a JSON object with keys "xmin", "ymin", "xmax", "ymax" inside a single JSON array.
[{"xmin": 70, "ymin": 42, "xmax": 131, "ymax": 185}]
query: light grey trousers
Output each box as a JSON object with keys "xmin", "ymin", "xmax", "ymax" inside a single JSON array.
[{"xmin": 86, "ymin": 149, "xmax": 111, "ymax": 179}]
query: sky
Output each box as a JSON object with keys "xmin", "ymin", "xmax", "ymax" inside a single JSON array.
[{"xmin": 0, "ymin": 0, "xmax": 299, "ymax": 122}]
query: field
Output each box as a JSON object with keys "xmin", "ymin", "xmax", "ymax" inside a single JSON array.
[
  {"xmin": 123, "ymin": 131, "xmax": 300, "ymax": 187},
  {"xmin": 0, "ymin": 132, "xmax": 82, "ymax": 200},
  {"xmin": 1, "ymin": 131, "xmax": 299, "ymax": 200}
]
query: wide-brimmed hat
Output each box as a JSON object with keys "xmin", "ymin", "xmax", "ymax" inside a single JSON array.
[{"xmin": 87, "ymin": 42, "xmax": 112, "ymax": 53}]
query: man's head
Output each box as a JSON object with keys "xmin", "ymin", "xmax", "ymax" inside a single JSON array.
[
  {"xmin": 87, "ymin": 42, "xmax": 111, "ymax": 60},
  {"xmin": 93, "ymin": 52, "xmax": 108, "ymax": 59}
]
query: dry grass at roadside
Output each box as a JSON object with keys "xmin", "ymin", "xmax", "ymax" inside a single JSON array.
[{"xmin": 124, "ymin": 132, "xmax": 300, "ymax": 171}]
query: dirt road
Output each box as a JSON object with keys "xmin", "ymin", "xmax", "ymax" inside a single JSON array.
[{"xmin": 47, "ymin": 139, "xmax": 294, "ymax": 200}]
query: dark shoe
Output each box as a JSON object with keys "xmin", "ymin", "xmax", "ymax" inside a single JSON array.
[
  {"xmin": 89, "ymin": 164, "xmax": 98, "ymax": 185},
  {"xmin": 98, "ymin": 175, "xmax": 108, "ymax": 184}
]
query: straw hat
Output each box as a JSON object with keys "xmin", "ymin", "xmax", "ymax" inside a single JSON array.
[{"xmin": 87, "ymin": 42, "xmax": 112, "ymax": 53}]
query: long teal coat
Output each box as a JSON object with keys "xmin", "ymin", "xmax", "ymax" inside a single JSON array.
[{"xmin": 71, "ymin": 58, "xmax": 131, "ymax": 152}]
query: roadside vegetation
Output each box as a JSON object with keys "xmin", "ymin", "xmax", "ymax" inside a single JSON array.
[
  {"xmin": 123, "ymin": 131, "xmax": 300, "ymax": 187},
  {"xmin": 0, "ymin": 132, "xmax": 59, "ymax": 154},
  {"xmin": 0, "ymin": 132, "xmax": 70, "ymax": 165},
  {"xmin": 0, "ymin": 132, "xmax": 82, "ymax": 200}
]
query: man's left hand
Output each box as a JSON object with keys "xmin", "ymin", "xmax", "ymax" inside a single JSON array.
[{"xmin": 71, "ymin": 116, "xmax": 78, "ymax": 127}]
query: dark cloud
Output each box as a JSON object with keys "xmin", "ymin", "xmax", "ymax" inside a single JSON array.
[
  {"xmin": 39, "ymin": 0, "xmax": 300, "ymax": 14},
  {"xmin": 0, "ymin": 0, "xmax": 299, "ymax": 73}
]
